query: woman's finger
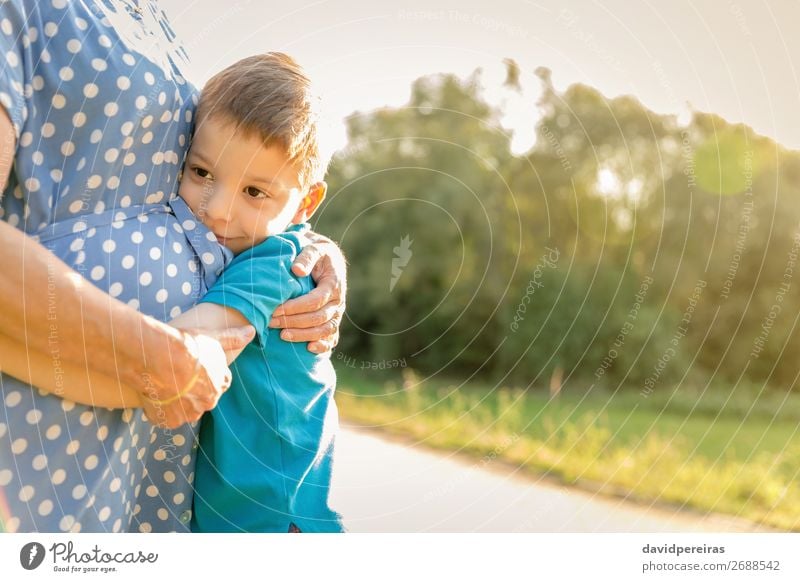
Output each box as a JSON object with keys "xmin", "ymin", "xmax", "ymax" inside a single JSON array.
[
  {"xmin": 205, "ymin": 325, "xmax": 256, "ymax": 350},
  {"xmin": 278, "ymin": 318, "xmax": 339, "ymax": 344},
  {"xmin": 290, "ymin": 242, "xmax": 323, "ymax": 278},
  {"xmin": 274, "ymin": 281, "xmax": 335, "ymax": 318},
  {"xmin": 269, "ymin": 302, "xmax": 339, "ymax": 330},
  {"xmin": 203, "ymin": 326, "xmax": 255, "ymax": 363},
  {"xmin": 307, "ymin": 337, "xmax": 337, "ymax": 355}
]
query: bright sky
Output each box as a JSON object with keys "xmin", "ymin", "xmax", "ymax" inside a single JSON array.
[{"xmin": 159, "ymin": 0, "xmax": 800, "ymax": 152}]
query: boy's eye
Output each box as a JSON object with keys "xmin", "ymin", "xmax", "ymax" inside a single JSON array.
[
  {"xmin": 244, "ymin": 186, "xmax": 267, "ymax": 199},
  {"xmin": 193, "ymin": 167, "xmax": 212, "ymax": 180}
]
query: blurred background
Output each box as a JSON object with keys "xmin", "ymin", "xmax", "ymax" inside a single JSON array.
[{"xmin": 162, "ymin": 0, "xmax": 800, "ymax": 531}]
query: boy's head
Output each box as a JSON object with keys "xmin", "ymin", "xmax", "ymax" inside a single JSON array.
[{"xmin": 179, "ymin": 52, "xmax": 328, "ymax": 254}]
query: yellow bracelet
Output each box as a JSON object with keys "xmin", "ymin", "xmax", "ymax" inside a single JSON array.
[{"xmin": 145, "ymin": 365, "xmax": 203, "ymax": 407}]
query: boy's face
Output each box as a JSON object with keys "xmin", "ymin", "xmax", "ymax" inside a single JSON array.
[{"xmin": 179, "ymin": 115, "xmax": 324, "ymax": 255}]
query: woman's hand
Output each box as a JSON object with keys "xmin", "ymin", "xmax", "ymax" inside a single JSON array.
[
  {"xmin": 136, "ymin": 326, "xmax": 254, "ymax": 429},
  {"xmin": 269, "ymin": 236, "xmax": 347, "ymax": 354}
]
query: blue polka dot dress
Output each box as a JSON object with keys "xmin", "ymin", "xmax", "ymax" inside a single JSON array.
[{"xmin": 0, "ymin": 0, "xmax": 232, "ymax": 532}]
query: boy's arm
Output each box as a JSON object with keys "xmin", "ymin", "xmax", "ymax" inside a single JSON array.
[
  {"xmin": 169, "ymin": 303, "xmax": 252, "ymax": 364},
  {"xmin": 198, "ymin": 236, "xmax": 305, "ymax": 350}
]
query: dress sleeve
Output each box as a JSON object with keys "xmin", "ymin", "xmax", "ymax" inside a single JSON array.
[
  {"xmin": 200, "ymin": 236, "xmax": 304, "ymax": 345},
  {"xmin": 0, "ymin": 0, "xmax": 32, "ymax": 139}
]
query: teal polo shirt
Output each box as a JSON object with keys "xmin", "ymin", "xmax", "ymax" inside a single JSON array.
[{"xmin": 191, "ymin": 223, "xmax": 343, "ymax": 533}]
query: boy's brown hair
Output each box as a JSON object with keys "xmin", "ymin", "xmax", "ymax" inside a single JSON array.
[{"xmin": 195, "ymin": 52, "xmax": 324, "ymax": 188}]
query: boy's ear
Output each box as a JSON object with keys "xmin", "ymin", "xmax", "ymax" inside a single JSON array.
[{"xmin": 292, "ymin": 181, "xmax": 327, "ymax": 224}]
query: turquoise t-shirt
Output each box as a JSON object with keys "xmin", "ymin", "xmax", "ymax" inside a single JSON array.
[{"xmin": 191, "ymin": 223, "xmax": 343, "ymax": 532}]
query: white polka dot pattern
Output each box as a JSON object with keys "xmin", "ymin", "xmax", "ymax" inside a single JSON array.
[{"xmin": 0, "ymin": 0, "xmax": 227, "ymax": 533}]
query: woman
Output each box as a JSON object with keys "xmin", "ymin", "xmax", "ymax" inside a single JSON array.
[{"xmin": 0, "ymin": 0, "xmax": 345, "ymax": 532}]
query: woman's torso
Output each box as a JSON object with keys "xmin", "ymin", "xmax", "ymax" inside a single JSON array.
[{"xmin": 0, "ymin": 0, "xmax": 227, "ymax": 532}]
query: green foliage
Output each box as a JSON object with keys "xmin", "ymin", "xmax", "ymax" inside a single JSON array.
[{"xmin": 317, "ymin": 64, "xmax": 800, "ymax": 393}]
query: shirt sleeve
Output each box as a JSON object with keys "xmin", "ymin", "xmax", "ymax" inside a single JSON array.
[
  {"xmin": 200, "ymin": 236, "xmax": 304, "ymax": 345},
  {"xmin": 0, "ymin": 0, "xmax": 31, "ymax": 138}
]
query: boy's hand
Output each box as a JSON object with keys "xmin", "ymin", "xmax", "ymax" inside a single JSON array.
[{"xmin": 269, "ymin": 237, "xmax": 346, "ymax": 354}]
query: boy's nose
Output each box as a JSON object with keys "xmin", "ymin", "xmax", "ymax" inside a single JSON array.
[{"xmin": 204, "ymin": 187, "xmax": 231, "ymax": 223}]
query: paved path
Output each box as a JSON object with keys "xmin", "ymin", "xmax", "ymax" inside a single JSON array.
[{"xmin": 329, "ymin": 426, "xmax": 765, "ymax": 533}]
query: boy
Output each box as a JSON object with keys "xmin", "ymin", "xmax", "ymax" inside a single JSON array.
[{"xmin": 169, "ymin": 52, "xmax": 343, "ymax": 533}]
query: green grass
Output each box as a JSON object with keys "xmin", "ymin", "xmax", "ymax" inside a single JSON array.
[{"xmin": 335, "ymin": 367, "xmax": 800, "ymax": 531}]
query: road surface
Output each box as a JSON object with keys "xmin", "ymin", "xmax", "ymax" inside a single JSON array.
[{"xmin": 329, "ymin": 425, "xmax": 765, "ymax": 532}]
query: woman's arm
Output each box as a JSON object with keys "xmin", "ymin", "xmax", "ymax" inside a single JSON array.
[
  {"xmin": 0, "ymin": 333, "xmax": 142, "ymax": 408},
  {"xmin": 0, "ymin": 106, "xmax": 163, "ymax": 388},
  {"xmin": 273, "ymin": 232, "xmax": 347, "ymax": 352},
  {"xmin": 0, "ymin": 108, "xmax": 242, "ymax": 428},
  {"xmin": 0, "ymin": 217, "xmax": 248, "ymax": 427},
  {"xmin": 0, "ymin": 215, "xmax": 240, "ymax": 426}
]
